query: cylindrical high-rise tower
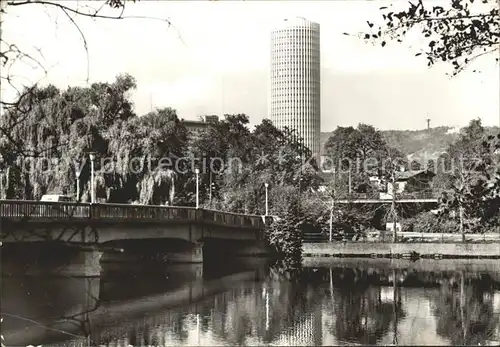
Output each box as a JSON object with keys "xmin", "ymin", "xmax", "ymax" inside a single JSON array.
[{"xmin": 270, "ymin": 17, "xmax": 321, "ymax": 156}]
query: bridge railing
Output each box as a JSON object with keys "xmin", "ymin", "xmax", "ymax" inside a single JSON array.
[
  {"xmin": 0, "ymin": 199, "xmax": 91, "ymax": 219},
  {"xmin": 91, "ymin": 203, "xmax": 196, "ymax": 222},
  {"xmin": 205, "ymin": 209, "xmax": 263, "ymax": 228},
  {"xmin": 0, "ymin": 200, "xmax": 264, "ymax": 229}
]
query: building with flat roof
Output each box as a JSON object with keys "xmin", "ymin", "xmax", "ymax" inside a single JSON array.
[{"xmin": 181, "ymin": 115, "xmax": 219, "ymax": 141}]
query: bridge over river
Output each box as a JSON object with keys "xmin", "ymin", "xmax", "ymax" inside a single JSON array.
[{"xmin": 0, "ymin": 200, "xmax": 276, "ymax": 263}]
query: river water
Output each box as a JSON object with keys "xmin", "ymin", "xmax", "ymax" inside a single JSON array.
[{"xmin": 2, "ymin": 254, "xmax": 500, "ymax": 346}]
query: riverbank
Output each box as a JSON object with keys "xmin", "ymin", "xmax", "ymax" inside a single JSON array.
[
  {"xmin": 303, "ymin": 257, "xmax": 500, "ymax": 274},
  {"xmin": 303, "ymin": 242, "xmax": 500, "ymax": 259}
]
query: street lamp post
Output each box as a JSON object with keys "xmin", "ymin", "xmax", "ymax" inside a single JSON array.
[
  {"xmin": 195, "ymin": 168, "xmax": 200, "ymax": 209},
  {"xmin": 0, "ymin": 168, "xmax": 3, "ymax": 200},
  {"xmin": 297, "ymin": 176, "xmax": 303, "ymax": 212},
  {"xmin": 348, "ymin": 164, "xmax": 352, "ymax": 195},
  {"xmin": 76, "ymin": 169, "xmax": 81, "ymax": 202},
  {"xmin": 89, "ymin": 153, "xmax": 96, "ymax": 204},
  {"xmin": 329, "ymin": 168, "xmax": 337, "ymax": 243},
  {"xmin": 0, "ymin": 155, "xmax": 4, "ymax": 200},
  {"xmin": 209, "ymin": 171, "xmax": 212, "ymax": 206},
  {"xmin": 264, "ymin": 183, "xmax": 269, "ymax": 216}
]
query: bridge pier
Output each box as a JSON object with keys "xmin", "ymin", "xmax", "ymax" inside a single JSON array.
[
  {"xmin": 100, "ymin": 239, "xmax": 204, "ymax": 264},
  {"xmin": 100, "ymin": 238, "xmax": 274, "ymax": 265},
  {"xmin": 1, "ymin": 242, "xmax": 102, "ymax": 277},
  {"xmin": 2, "ymin": 273, "xmax": 100, "ymax": 346},
  {"xmin": 203, "ymin": 238, "xmax": 274, "ymax": 260}
]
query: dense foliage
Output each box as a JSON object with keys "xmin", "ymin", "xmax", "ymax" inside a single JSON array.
[
  {"xmin": 2, "ymin": 75, "xmax": 499, "ymax": 243},
  {"xmin": 321, "ymin": 119, "xmax": 500, "ymax": 236},
  {"xmin": 0, "ymin": 75, "xmax": 188, "ymax": 204},
  {"xmin": 0, "ymin": 76, "xmax": 321, "ymax": 212},
  {"xmin": 265, "ymin": 203, "xmax": 304, "ymax": 276},
  {"xmin": 402, "ymin": 211, "xmax": 460, "ymax": 234},
  {"xmin": 0, "ymin": 76, "xmax": 322, "ymax": 269},
  {"xmin": 434, "ymin": 119, "xmax": 500, "ymax": 232},
  {"xmin": 193, "ymin": 117, "xmax": 319, "ymax": 215}
]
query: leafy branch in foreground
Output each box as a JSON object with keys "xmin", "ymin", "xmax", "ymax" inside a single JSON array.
[{"xmin": 353, "ymin": 0, "xmax": 499, "ymax": 76}]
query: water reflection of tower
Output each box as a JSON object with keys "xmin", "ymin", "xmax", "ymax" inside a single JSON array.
[
  {"xmin": 312, "ymin": 303, "xmax": 323, "ymax": 346},
  {"xmin": 275, "ymin": 302, "xmax": 323, "ymax": 345}
]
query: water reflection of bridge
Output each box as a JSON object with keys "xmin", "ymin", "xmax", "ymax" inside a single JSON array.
[
  {"xmin": 1, "ymin": 261, "xmax": 265, "ymax": 346},
  {"xmin": 3, "ymin": 260, "xmax": 500, "ymax": 346}
]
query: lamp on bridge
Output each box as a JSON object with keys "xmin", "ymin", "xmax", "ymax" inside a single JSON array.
[
  {"xmin": 0, "ymin": 154, "xmax": 4, "ymax": 200},
  {"xmin": 195, "ymin": 168, "xmax": 200, "ymax": 209},
  {"xmin": 264, "ymin": 183, "xmax": 269, "ymax": 216},
  {"xmin": 75, "ymin": 165, "xmax": 81, "ymax": 203},
  {"xmin": 89, "ymin": 152, "xmax": 96, "ymax": 204}
]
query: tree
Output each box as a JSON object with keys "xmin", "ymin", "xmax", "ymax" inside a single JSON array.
[
  {"xmin": 323, "ymin": 126, "xmax": 360, "ymax": 167},
  {"xmin": 191, "ymin": 116, "xmax": 320, "ymax": 215},
  {"xmin": 1, "ymin": 75, "xmax": 138, "ymax": 200},
  {"xmin": 265, "ymin": 201, "xmax": 303, "ymax": 275},
  {"xmin": 360, "ymin": 0, "xmax": 499, "ymax": 76},
  {"xmin": 131, "ymin": 107, "xmax": 188, "ymax": 205},
  {"xmin": 324, "ymin": 123, "xmax": 387, "ymax": 170},
  {"xmin": 0, "ymin": 76, "xmax": 192, "ymax": 205},
  {"xmin": 437, "ymin": 119, "xmax": 500, "ymax": 237},
  {"xmin": 402, "ymin": 211, "xmax": 460, "ymax": 233},
  {"xmin": 324, "ymin": 123, "xmax": 391, "ymax": 194}
]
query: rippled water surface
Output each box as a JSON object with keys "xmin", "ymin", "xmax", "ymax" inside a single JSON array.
[{"xmin": 2, "ymin": 255, "xmax": 500, "ymax": 346}]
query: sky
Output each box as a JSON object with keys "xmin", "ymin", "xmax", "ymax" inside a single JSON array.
[{"xmin": 2, "ymin": 0, "xmax": 499, "ymax": 131}]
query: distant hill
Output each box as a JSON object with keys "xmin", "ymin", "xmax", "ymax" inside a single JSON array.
[
  {"xmin": 381, "ymin": 126, "xmax": 458, "ymax": 158},
  {"xmin": 320, "ymin": 126, "xmax": 500, "ymax": 158}
]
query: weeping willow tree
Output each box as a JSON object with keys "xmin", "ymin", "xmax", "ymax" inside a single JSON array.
[
  {"xmin": 0, "ymin": 74, "xmax": 189, "ymax": 204},
  {"xmin": 138, "ymin": 168, "xmax": 176, "ymax": 205}
]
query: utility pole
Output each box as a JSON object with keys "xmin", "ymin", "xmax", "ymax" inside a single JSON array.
[
  {"xmin": 348, "ymin": 165, "xmax": 352, "ymax": 195},
  {"xmin": 459, "ymin": 205, "xmax": 465, "ymax": 243},
  {"xmin": 329, "ymin": 169, "xmax": 336, "ymax": 243},
  {"xmin": 0, "ymin": 155, "xmax": 3, "ymax": 200},
  {"xmin": 264, "ymin": 182, "xmax": 269, "ymax": 216},
  {"xmin": 0, "ymin": 169, "xmax": 3, "ymax": 200},
  {"xmin": 76, "ymin": 170, "xmax": 81, "ymax": 202},
  {"xmin": 195, "ymin": 168, "xmax": 200, "ymax": 209},
  {"xmin": 89, "ymin": 153, "xmax": 96, "ymax": 204},
  {"xmin": 391, "ymin": 168, "xmax": 397, "ymax": 243},
  {"xmin": 209, "ymin": 171, "xmax": 212, "ymax": 207}
]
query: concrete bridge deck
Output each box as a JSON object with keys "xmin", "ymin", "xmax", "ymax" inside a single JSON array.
[
  {"xmin": 0, "ymin": 200, "xmax": 271, "ymax": 228},
  {"xmin": 0, "ymin": 200, "xmax": 276, "ymax": 262}
]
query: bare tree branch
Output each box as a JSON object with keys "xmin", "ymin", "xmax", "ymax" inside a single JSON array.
[
  {"xmin": 1, "ymin": 0, "xmax": 187, "ymax": 158},
  {"xmin": 59, "ymin": 6, "xmax": 90, "ymax": 82}
]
